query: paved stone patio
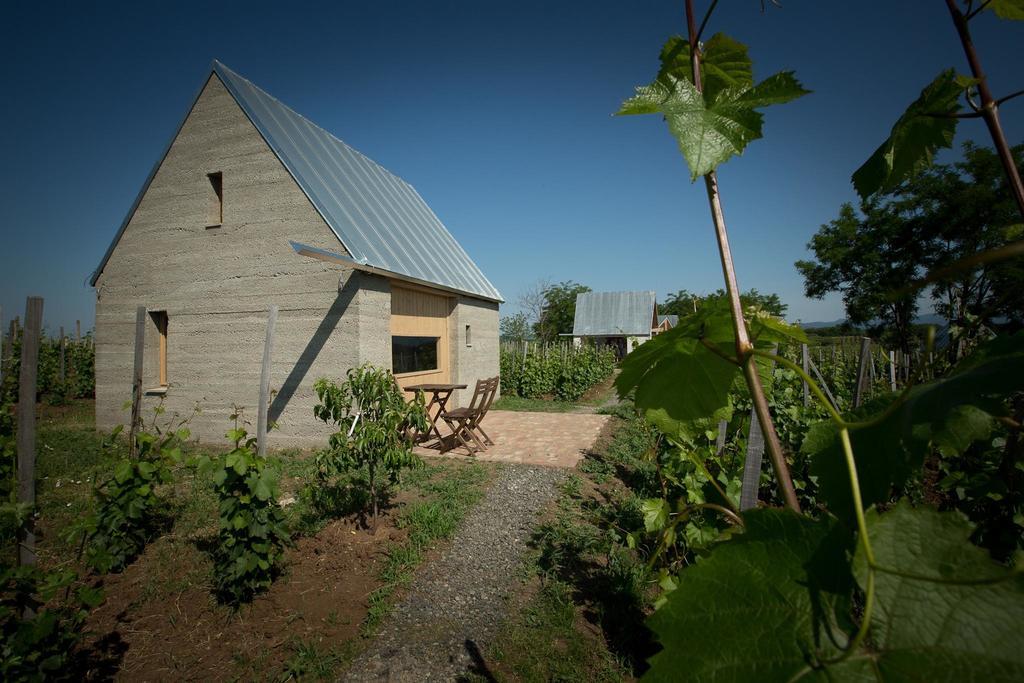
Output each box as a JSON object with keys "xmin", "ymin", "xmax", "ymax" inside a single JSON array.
[{"xmin": 413, "ymin": 410, "xmax": 611, "ymax": 468}]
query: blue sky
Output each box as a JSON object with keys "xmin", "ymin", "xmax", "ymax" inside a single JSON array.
[{"xmin": 1, "ymin": 1, "xmax": 1022, "ymax": 334}]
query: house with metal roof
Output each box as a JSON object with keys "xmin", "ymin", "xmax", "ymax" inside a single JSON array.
[
  {"xmin": 655, "ymin": 314, "xmax": 679, "ymax": 334},
  {"xmin": 91, "ymin": 61, "xmax": 501, "ymax": 445},
  {"xmin": 571, "ymin": 291, "xmax": 658, "ymax": 358}
]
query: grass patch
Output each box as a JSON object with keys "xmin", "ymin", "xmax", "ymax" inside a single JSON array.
[
  {"xmin": 277, "ymin": 636, "xmax": 358, "ymax": 682},
  {"xmin": 492, "ymin": 396, "xmax": 580, "ymax": 413},
  {"xmin": 362, "ymin": 462, "xmax": 490, "ymax": 635},
  {"xmin": 485, "ymin": 580, "xmax": 628, "ymax": 683}
]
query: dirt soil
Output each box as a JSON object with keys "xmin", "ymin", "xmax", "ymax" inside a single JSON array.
[{"xmin": 78, "ymin": 503, "xmax": 412, "ymax": 681}]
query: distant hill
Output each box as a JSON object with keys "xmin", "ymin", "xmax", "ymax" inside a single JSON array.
[{"xmin": 798, "ymin": 314, "xmax": 946, "ymax": 329}]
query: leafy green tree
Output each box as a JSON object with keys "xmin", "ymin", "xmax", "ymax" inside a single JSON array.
[
  {"xmin": 662, "ymin": 289, "xmax": 787, "ymax": 320},
  {"xmin": 499, "ymin": 312, "xmax": 531, "ymax": 341},
  {"xmin": 798, "ymin": 142, "xmax": 1024, "ymax": 352},
  {"xmin": 313, "ymin": 366, "xmax": 429, "ymax": 531},
  {"xmin": 536, "ymin": 281, "xmax": 590, "ymax": 343},
  {"xmin": 660, "ymin": 290, "xmax": 701, "ymax": 317},
  {"xmin": 903, "ymin": 142, "xmax": 1024, "ymax": 335},
  {"xmin": 796, "ymin": 200, "xmax": 925, "ymax": 353}
]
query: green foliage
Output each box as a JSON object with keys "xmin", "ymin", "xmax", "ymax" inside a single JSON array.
[
  {"xmin": 313, "ymin": 365, "xmax": 428, "ymax": 529},
  {"xmin": 618, "ymin": 33, "xmax": 808, "ymax": 179},
  {"xmin": 988, "ymin": 0, "xmax": 1024, "ymax": 20},
  {"xmin": 804, "ymin": 333, "xmax": 1024, "ymax": 521},
  {"xmin": 535, "ymin": 281, "xmax": 591, "ymax": 343},
  {"xmin": 0, "ymin": 565, "xmax": 103, "ymax": 681},
  {"xmin": 853, "ymin": 69, "xmax": 973, "ymax": 199},
  {"xmin": 646, "ymin": 510, "xmax": 850, "ymax": 682},
  {"xmin": 71, "ymin": 417, "xmax": 190, "ymax": 574},
  {"xmin": 853, "ymin": 503, "xmax": 1024, "ymax": 679},
  {"xmin": 499, "ymin": 342, "xmax": 615, "ymax": 402},
  {"xmin": 660, "ymin": 288, "xmax": 788, "ymax": 320},
  {"xmin": 499, "ymin": 311, "xmax": 531, "ymax": 342},
  {"xmin": 0, "ymin": 331, "xmax": 95, "ymax": 405},
  {"xmin": 615, "ymin": 299, "xmax": 806, "ymax": 437},
  {"xmin": 205, "ymin": 425, "xmax": 290, "ymax": 605}
]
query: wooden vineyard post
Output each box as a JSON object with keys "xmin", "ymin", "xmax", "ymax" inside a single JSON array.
[
  {"xmin": 257, "ymin": 305, "xmax": 278, "ymax": 457},
  {"xmin": 17, "ymin": 297, "xmax": 43, "ymax": 573},
  {"xmin": 853, "ymin": 337, "xmax": 872, "ymax": 409},
  {"xmin": 59, "ymin": 326, "xmax": 65, "ymax": 383},
  {"xmin": 740, "ymin": 348, "xmax": 777, "ymax": 511},
  {"xmin": 128, "ymin": 306, "xmax": 146, "ymax": 458},
  {"xmin": 889, "ymin": 350, "xmax": 897, "ymax": 392},
  {"xmin": 715, "ymin": 419, "xmax": 728, "ymax": 456},
  {"xmin": 807, "ymin": 356, "xmax": 840, "ymax": 412},
  {"xmin": 801, "ymin": 343, "xmax": 810, "ymax": 407}
]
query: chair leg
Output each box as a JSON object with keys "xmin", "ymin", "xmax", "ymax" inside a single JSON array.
[
  {"xmin": 475, "ymin": 424, "xmax": 494, "ymax": 446},
  {"xmin": 453, "ymin": 418, "xmax": 480, "ymax": 455}
]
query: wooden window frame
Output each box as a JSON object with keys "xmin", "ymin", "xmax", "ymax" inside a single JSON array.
[
  {"xmin": 151, "ymin": 311, "xmax": 168, "ymax": 387},
  {"xmin": 206, "ymin": 171, "xmax": 223, "ymax": 228}
]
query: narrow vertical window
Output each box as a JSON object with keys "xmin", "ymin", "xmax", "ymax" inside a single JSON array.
[
  {"xmin": 465, "ymin": 324, "xmax": 472, "ymax": 347},
  {"xmin": 206, "ymin": 171, "xmax": 223, "ymax": 227},
  {"xmin": 149, "ymin": 311, "xmax": 168, "ymax": 387}
]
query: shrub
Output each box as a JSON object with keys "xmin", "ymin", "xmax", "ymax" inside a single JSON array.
[
  {"xmin": 500, "ymin": 342, "xmax": 616, "ymax": 401},
  {"xmin": 312, "ymin": 365, "xmax": 429, "ymax": 531},
  {"xmin": 206, "ymin": 424, "xmax": 291, "ymax": 605}
]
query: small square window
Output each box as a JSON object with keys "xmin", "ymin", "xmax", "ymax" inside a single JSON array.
[{"xmin": 206, "ymin": 172, "xmax": 223, "ymax": 227}]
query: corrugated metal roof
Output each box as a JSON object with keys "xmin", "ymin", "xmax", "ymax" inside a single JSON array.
[
  {"xmin": 573, "ymin": 291, "xmax": 656, "ymax": 336},
  {"xmin": 658, "ymin": 314, "xmax": 679, "ymax": 327},
  {"xmin": 91, "ymin": 61, "xmax": 502, "ymax": 303}
]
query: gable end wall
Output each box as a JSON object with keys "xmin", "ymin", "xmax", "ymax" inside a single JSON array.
[{"xmin": 93, "ymin": 74, "xmax": 378, "ymax": 446}]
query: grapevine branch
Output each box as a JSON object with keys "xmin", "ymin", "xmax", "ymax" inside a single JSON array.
[
  {"xmin": 684, "ymin": 0, "xmax": 801, "ymax": 512},
  {"xmin": 945, "ymin": 0, "xmax": 1024, "ymax": 219}
]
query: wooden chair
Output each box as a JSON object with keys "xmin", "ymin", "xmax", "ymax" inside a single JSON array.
[{"xmin": 440, "ymin": 377, "xmax": 499, "ymax": 454}]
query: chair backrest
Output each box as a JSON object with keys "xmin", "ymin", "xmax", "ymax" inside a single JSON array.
[
  {"xmin": 463, "ymin": 376, "xmax": 497, "ymax": 413},
  {"xmin": 476, "ymin": 376, "xmax": 499, "ymax": 421}
]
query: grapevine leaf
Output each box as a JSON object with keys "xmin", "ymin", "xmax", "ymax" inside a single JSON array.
[
  {"xmin": 852, "ymin": 69, "xmax": 972, "ymax": 199},
  {"xmin": 853, "ymin": 503, "xmax": 1024, "ymax": 679},
  {"xmin": 642, "ymin": 498, "xmax": 669, "ymax": 532},
  {"xmin": 805, "ymin": 333, "xmax": 1024, "ymax": 520},
  {"xmin": 616, "ymin": 301, "xmax": 740, "ymax": 434},
  {"xmin": 988, "ymin": 0, "xmax": 1024, "ymax": 20},
  {"xmin": 618, "ymin": 34, "xmax": 809, "ymax": 180},
  {"xmin": 658, "ymin": 33, "xmax": 753, "ymax": 102},
  {"xmin": 645, "ymin": 510, "xmax": 853, "ymax": 681}
]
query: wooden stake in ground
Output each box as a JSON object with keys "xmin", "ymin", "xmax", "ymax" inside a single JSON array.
[
  {"xmin": 59, "ymin": 326, "xmax": 65, "ymax": 382},
  {"xmin": 128, "ymin": 306, "xmax": 146, "ymax": 458},
  {"xmin": 17, "ymin": 297, "xmax": 43, "ymax": 570},
  {"xmin": 715, "ymin": 419, "xmax": 728, "ymax": 456},
  {"xmin": 740, "ymin": 348, "xmax": 777, "ymax": 511},
  {"xmin": 889, "ymin": 350, "xmax": 897, "ymax": 392},
  {"xmin": 801, "ymin": 343, "xmax": 810, "ymax": 407},
  {"xmin": 257, "ymin": 305, "xmax": 278, "ymax": 457},
  {"xmin": 853, "ymin": 337, "xmax": 872, "ymax": 408}
]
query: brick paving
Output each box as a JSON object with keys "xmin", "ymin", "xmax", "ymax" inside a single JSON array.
[{"xmin": 413, "ymin": 410, "xmax": 611, "ymax": 468}]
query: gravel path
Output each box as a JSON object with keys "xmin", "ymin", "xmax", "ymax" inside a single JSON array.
[{"xmin": 342, "ymin": 464, "xmax": 567, "ymax": 682}]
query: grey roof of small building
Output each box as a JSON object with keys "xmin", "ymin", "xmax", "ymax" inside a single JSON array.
[
  {"xmin": 572, "ymin": 291, "xmax": 657, "ymax": 337},
  {"xmin": 658, "ymin": 314, "xmax": 679, "ymax": 327},
  {"xmin": 91, "ymin": 61, "xmax": 502, "ymax": 303}
]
